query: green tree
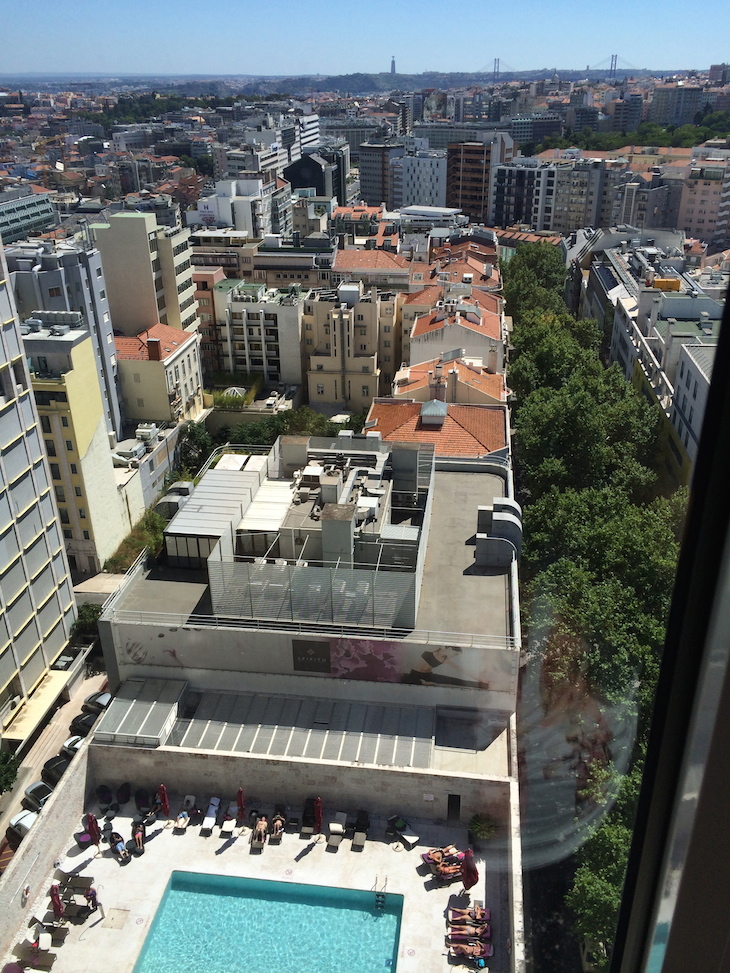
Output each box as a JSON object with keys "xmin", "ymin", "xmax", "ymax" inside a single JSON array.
[
  {"xmin": 0, "ymin": 752, "xmax": 20, "ymax": 795},
  {"xmin": 72, "ymin": 603, "xmax": 103, "ymax": 639},
  {"xmin": 177, "ymin": 421, "xmax": 214, "ymax": 474}
]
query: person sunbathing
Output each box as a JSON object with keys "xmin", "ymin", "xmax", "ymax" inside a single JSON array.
[
  {"xmin": 435, "ymin": 860, "xmax": 462, "ymax": 877},
  {"xmin": 271, "ymin": 814, "xmax": 285, "ymax": 836},
  {"xmin": 448, "ymin": 923, "xmax": 490, "ymax": 939},
  {"xmin": 450, "ymin": 942, "xmax": 489, "ymax": 958},
  {"xmin": 174, "ymin": 809, "xmax": 190, "ymax": 828},
  {"xmin": 111, "ymin": 832, "xmax": 130, "ymax": 861},
  {"xmin": 254, "ymin": 815, "xmax": 268, "ymax": 840},
  {"xmin": 450, "ymin": 905, "xmax": 489, "ymax": 924},
  {"xmin": 132, "ymin": 821, "xmax": 145, "ymax": 851},
  {"xmin": 428, "ymin": 845, "xmax": 462, "ymax": 863}
]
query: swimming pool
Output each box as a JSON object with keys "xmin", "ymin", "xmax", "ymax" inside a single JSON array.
[{"xmin": 133, "ymin": 871, "xmax": 402, "ymax": 973}]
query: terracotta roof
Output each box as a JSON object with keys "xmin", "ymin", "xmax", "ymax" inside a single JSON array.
[
  {"xmin": 397, "ymin": 357, "xmax": 506, "ymax": 399},
  {"xmin": 367, "ymin": 400, "xmax": 506, "ymax": 456},
  {"xmin": 334, "ymin": 250, "xmax": 409, "ymax": 271},
  {"xmin": 405, "ymin": 284, "xmax": 501, "ymax": 315},
  {"xmin": 333, "ymin": 206, "xmax": 382, "ymax": 219},
  {"xmin": 412, "ymin": 301, "xmax": 501, "ymax": 340},
  {"xmin": 115, "ymin": 323, "xmax": 196, "ymax": 361}
]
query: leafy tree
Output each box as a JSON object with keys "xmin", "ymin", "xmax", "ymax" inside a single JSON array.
[
  {"xmin": 72, "ymin": 603, "xmax": 103, "ymax": 639},
  {"xmin": 177, "ymin": 421, "xmax": 214, "ymax": 474},
  {"xmin": 0, "ymin": 752, "xmax": 20, "ymax": 795}
]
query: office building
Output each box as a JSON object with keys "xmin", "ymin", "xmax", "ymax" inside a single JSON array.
[
  {"xmin": 0, "ymin": 244, "xmax": 76, "ymax": 751},
  {"xmin": 446, "ymin": 134, "xmax": 514, "ymax": 223},
  {"xmin": 390, "ymin": 151, "xmax": 447, "ymax": 210},
  {"xmin": 650, "ymin": 84, "xmax": 709, "ymax": 127},
  {"xmin": 190, "ymin": 177, "xmax": 292, "ymax": 240},
  {"xmin": 359, "ymin": 143, "xmax": 406, "ymax": 207},
  {"xmin": 5, "ymin": 238, "xmax": 123, "ymax": 441},
  {"xmin": 0, "ymin": 187, "xmax": 56, "ymax": 244},
  {"xmin": 91, "ymin": 213, "xmax": 199, "ymax": 337}
]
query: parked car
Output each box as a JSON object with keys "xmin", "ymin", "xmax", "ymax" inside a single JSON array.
[
  {"xmin": 23, "ymin": 780, "xmax": 54, "ymax": 812},
  {"xmin": 61, "ymin": 735, "xmax": 83, "ymax": 757},
  {"xmin": 41, "ymin": 754, "xmax": 72, "ymax": 787},
  {"xmin": 7, "ymin": 809, "xmax": 38, "ymax": 844},
  {"xmin": 81, "ymin": 691, "xmax": 111, "ymax": 715},
  {"xmin": 69, "ymin": 712, "xmax": 97, "ymax": 737}
]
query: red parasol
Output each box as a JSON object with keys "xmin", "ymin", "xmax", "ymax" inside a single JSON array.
[
  {"xmin": 236, "ymin": 788, "xmax": 245, "ymax": 817},
  {"xmin": 314, "ymin": 796, "xmax": 323, "ymax": 834},
  {"xmin": 50, "ymin": 884, "xmax": 65, "ymax": 920},
  {"xmin": 157, "ymin": 784, "xmax": 169, "ymax": 817},
  {"xmin": 86, "ymin": 812, "xmax": 101, "ymax": 853},
  {"xmin": 461, "ymin": 848, "xmax": 479, "ymax": 891}
]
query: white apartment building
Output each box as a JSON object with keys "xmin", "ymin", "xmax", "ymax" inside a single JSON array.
[
  {"xmin": 91, "ymin": 213, "xmax": 199, "ymax": 336},
  {"xmin": 671, "ymin": 343, "xmax": 715, "ymax": 466},
  {"xmin": 390, "ymin": 151, "xmax": 447, "ymax": 209},
  {"xmin": 214, "ymin": 281, "xmax": 306, "ymax": 386},
  {"xmin": 0, "ymin": 245, "xmax": 76, "ymax": 750},
  {"xmin": 190, "ymin": 178, "xmax": 292, "ymax": 239}
]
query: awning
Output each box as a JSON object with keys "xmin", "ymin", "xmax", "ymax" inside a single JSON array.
[{"xmin": 2, "ymin": 669, "xmax": 70, "ymax": 746}]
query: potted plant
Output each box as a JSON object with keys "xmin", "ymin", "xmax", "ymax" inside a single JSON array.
[{"xmin": 467, "ymin": 812, "xmax": 497, "ymax": 848}]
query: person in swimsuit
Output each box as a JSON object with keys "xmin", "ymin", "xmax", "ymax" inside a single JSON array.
[{"xmin": 401, "ymin": 646, "xmax": 490, "ymax": 689}]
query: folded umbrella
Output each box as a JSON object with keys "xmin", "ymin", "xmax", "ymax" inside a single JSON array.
[
  {"xmin": 236, "ymin": 788, "xmax": 245, "ymax": 818},
  {"xmin": 314, "ymin": 796, "xmax": 323, "ymax": 834},
  {"xmin": 50, "ymin": 884, "xmax": 65, "ymax": 920},
  {"xmin": 157, "ymin": 783, "xmax": 169, "ymax": 817},
  {"xmin": 86, "ymin": 812, "xmax": 101, "ymax": 848},
  {"xmin": 461, "ymin": 847, "xmax": 479, "ymax": 891}
]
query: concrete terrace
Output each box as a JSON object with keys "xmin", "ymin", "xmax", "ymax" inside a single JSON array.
[{"xmin": 2, "ymin": 795, "xmax": 511, "ymax": 973}]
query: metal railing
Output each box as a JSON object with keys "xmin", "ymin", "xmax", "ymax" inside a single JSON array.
[{"xmin": 105, "ymin": 606, "xmax": 518, "ymax": 651}]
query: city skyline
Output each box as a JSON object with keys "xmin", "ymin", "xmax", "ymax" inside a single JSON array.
[{"xmin": 2, "ymin": 0, "xmax": 726, "ymax": 78}]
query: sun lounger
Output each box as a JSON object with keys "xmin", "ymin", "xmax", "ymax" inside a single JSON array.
[
  {"xmin": 220, "ymin": 802, "xmax": 238, "ymax": 836},
  {"xmin": 301, "ymin": 797, "xmax": 316, "ymax": 835},
  {"xmin": 327, "ymin": 811, "xmax": 348, "ymax": 849},
  {"xmin": 200, "ymin": 797, "xmax": 220, "ymax": 835},
  {"xmin": 173, "ymin": 795, "xmax": 195, "ymax": 832},
  {"xmin": 447, "ymin": 924, "xmax": 491, "ymax": 941},
  {"xmin": 250, "ymin": 827, "xmax": 266, "ymax": 850},
  {"xmin": 448, "ymin": 942, "xmax": 493, "ymax": 960},
  {"xmin": 270, "ymin": 806, "xmax": 287, "ymax": 842}
]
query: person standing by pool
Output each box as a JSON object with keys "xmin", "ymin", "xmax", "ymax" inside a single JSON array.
[
  {"xmin": 401, "ymin": 646, "xmax": 490, "ymax": 688},
  {"xmin": 84, "ymin": 887, "xmax": 98, "ymax": 912}
]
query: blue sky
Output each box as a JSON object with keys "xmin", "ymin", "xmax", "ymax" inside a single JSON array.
[{"xmin": 2, "ymin": 0, "xmax": 724, "ymax": 76}]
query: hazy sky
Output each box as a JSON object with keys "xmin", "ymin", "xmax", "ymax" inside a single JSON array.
[{"xmin": 1, "ymin": 0, "xmax": 724, "ymax": 77}]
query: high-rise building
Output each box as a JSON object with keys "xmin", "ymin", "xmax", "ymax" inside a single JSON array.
[
  {"xmin": 0, "ymin": 187, "xmax": 56, "ymax": 244},
  {"xmin": 0, "ymin": 244, "xmax": 76, "ymax": 750},
  {"xmin": 5, "ymin": 239, "xmax": 123, "ymax": 442},
  {"xmin": 358, "ymin": 143, "xmax": 406, "ymax": 206},
  {"xmin": 389, "ymin": 151, "xmax": 447, "ymax": 210},
  {"xmin": 446, "ymin": 134, "xmax": 514, "ymax": 223},
  {"xmin": 91, "ymin": 213, "xmax": 199, "ymax": 337},
  {"xmin": 391, "ymin": 56, "xmax": 396, "ymax": 75},
  {"xmin": 22, "ymin": 311, "xmax": 135, "ymax": 576}
]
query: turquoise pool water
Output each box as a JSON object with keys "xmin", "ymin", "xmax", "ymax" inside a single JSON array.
[{"xmin": 133, "ymin": 871, "xmax": 402, "ymax": 973}]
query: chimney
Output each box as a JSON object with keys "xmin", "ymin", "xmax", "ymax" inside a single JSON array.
[
  {"xmin": 147, "ymin": 337, "xmax": 162, "ymax": 361},
  {"xmin": 448, "ymin": 367, "xmax": 458, "ymax": 402}
]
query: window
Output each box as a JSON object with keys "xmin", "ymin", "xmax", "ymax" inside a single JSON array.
[
  {"xmin": 362, "ymin": 365, "xmax": 369, "ymax": 373},
  {"xmin": 384, "ymin": 340, "xmax": 391, "ymax": 347},
  {"xmin": 70, "ymin": 464, "xmax": 77, "ymax": 475},
  {"xmin": 65, "ymin": 441, "xmax": 73, "ymax": 451},
  {"xmin": 54, "ymin": 486, "xmax": 65, "ymax": 503},
  {"xmin": 306, "ymin": 338, "xmax": 313, "ymax": 346},
  {"xmin": 63, "ymin": 528, "xmax": 72, "ymax": 539},
  {"xmin": 99, "ymin": 289, "xmax": 106, "ymax": 299},
  {"xmin": 50, "ymin": 463, "xmax": 60, "ymax": 480},
  {"xmin": 78, "ymin": 508, "xmax": 86, "ymax": 519},
  {"xmin": 360, "ymin": 344, "xmax": 367, "ymax": 351},
  {"xmin": 74, "ymin": 486, "xmax": 82, "ymax": 497},
  {"xmin": 96, "ymin": 267, "xmax": 102, "ymax": 277},
  {"xmin": 316, "ymin": 384, "xmax": 324, "ymax": 395},
  {"xmin": 45, "ymin": 440, "xmax": 56, "ymax": 457},
  {"xmin": 61, "ymin": 416, "xmax": 68, "ymax": 427},
  {"xmin": 693, "ymin": 380, "xmax": 698, "ymax": 400},
  {"xmin": 40, "ymin": 415, "xmax": 51, "ymax": 433},
  {"xmin": 83, "ymin": 530, "xmax": 90, "ymax": 540},
  {"xmin": 361, "ymin": 385, "xmax": 369, "ymax": 397},
  {"xmin": 689, "ymin": 406, "xmax": 694, "ymax": 425},
  {"xmin": 48, "ymin": 286, "xmax": 62, "ymax": 298},
  {"xmin": 59, "ymin": 508, "xmax": 69, "ymax": 524},
  {"xmin": 137, "ymin": 398, "xmax": 144, "ymax": 408}
]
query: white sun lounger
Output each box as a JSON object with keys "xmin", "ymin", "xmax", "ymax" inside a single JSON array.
[
  {"xmin": 327, "ymin": 811, "xmax": 348, "ymax": 849},
  {"xmin": 200, "ymin": 796, "xmax": 220, "ymax": 835},
  {"xmin": 174, "ymin": 795, "xmax": 196, "ymax": 831},
  {"xmin": 219, "ymin": 802, "xmax": 238, "ymax": 836}
]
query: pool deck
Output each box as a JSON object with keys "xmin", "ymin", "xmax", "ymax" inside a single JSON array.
[{"xmin": 3, "ymin": 800, "xmax": 509, "ymax": 973}]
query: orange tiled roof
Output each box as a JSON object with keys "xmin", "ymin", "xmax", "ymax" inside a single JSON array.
[
  {"xmin": 412, "ymin": 301, "xmax": 501, "ymax": 340},
  {"xmin": 334, "ymin": 250, "xmax": 409, "ymax": 270},
  {"xmin": 367, "ymin": 400, "xmax": 506, "ymax": 457},
  {"xmin": 398, "ymin": 357, "xmax": 506, "ymax": 399},
  {"xmin": 115, "ymin": 323, "xmax": 195, "ymax": 361}
]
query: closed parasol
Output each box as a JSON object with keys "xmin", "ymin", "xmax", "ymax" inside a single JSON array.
[
  {"xmin": 86, "ymin": 812, "xmax": 101, "ymax": 848},
  {"xmin": 236, "ymin": 788, "xmax": 245, "ymax": 817},
  {"xmin": 157, "ymin": 784, "xmax": 169, "ymax": 817},
  {"xmin": 50, "ymin": 884, "xmax": 65, "ymax": 920},
  {"xmin": 314, "ymin": 796, "xmax": 323, "ymax": 834},
  {"xmin": 461, "ymin": 848, "xmax": 479, "ymax": 891}
]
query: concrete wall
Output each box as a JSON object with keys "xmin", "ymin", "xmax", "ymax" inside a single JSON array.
[
  {"xmin": 0, "ymin": 743, "xmax": 91, "ymax": 957},
  {"xmin": 87, "ymin": 742, "xmax": 511, "ymax": 825}
]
